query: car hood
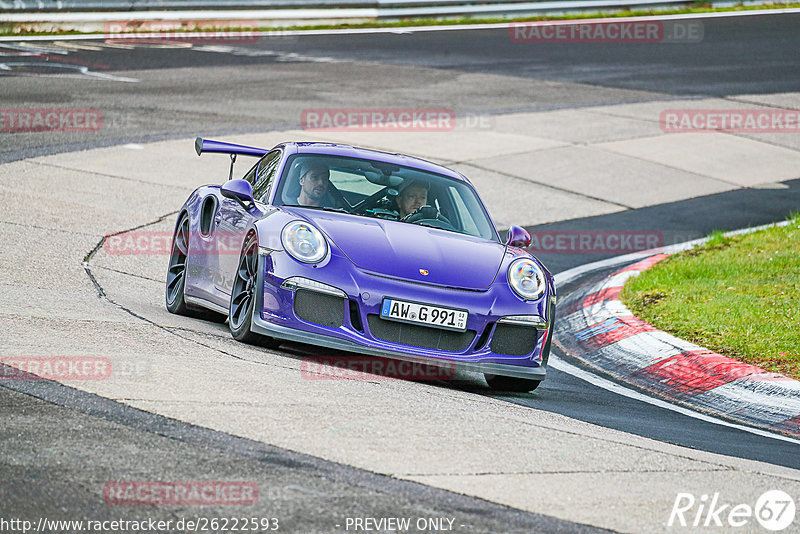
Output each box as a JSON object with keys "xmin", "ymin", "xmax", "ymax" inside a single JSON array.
[{"xmin": 295, "ymin": 210, "xmax": 506, "ymax": 290}]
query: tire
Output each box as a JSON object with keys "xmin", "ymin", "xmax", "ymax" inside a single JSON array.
[
  {"xmin": 166, "ymin": 214, "xmax": 191, "ymax": 316},
  {"xmin": 165, "ymin": 213, "xmax": 227, "ymax": 323},
  {"xmin": 484, "ymin": 373, "xmax": 541, "ymax": 392},
  {"xmin": 229, "ymin": 232, "xmax": 280, "ymax": 348}
]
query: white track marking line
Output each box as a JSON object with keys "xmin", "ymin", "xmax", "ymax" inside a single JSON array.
[
  {"xmin": 549, "ymin": 354, "xmax": 800, "ymax": 446},
  {"xmin": 552, "ymin": 220, "xmax": 796, "ymax": 445},
  {"xmin": 1, "ymin": 8, "xmax": 799, "ymax": 42},
  {"xmin": 0, "ymin": 61, "xmax": 138, "ymax": 82}
]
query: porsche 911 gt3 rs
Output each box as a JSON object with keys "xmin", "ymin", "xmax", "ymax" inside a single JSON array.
[{"xmin": 166, "ymin": 138, "xmax": 556, "ymax": 392}]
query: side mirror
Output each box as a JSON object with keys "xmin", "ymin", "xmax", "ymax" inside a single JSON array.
[
  {"xmin": 506, "ymin": 225, "xmax": 531, "ymax": 248},
  {"xmin": 221, "ymin": 179, "xmax": 255, "ymax": 210}
]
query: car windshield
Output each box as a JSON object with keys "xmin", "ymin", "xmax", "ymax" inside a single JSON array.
[{"xmin": 275, "ymin": 153, "xmax": 500, "ymax": 242}]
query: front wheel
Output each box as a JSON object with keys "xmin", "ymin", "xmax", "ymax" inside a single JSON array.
[
  {"xmin": 484, "ymin": 373, "xmax": 541, "ymax": 393},
  {"xmin": 229, "ymin": 233, "xmax": 280, "ymax": 348}
]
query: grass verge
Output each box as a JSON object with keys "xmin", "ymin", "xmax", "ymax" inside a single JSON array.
[
  {"xmin": 621, "ymin": 214, "xmax": 800, "ymax": 380},
  {"xmin": 2, "ymin": 2, "xmax": 800, "ymax": 37}
]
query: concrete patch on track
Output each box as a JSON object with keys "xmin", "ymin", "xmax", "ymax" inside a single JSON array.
[
  {"xmin": 471, "ymin": 144, "xmax": 736, "ymax": 208},
  {"xmin": 598, "ymin": 133, "xmax": 800, "ymax": 187},
  {"xmin": 3, "ymin": 95, "xmax": 800, "ymax": 532}
]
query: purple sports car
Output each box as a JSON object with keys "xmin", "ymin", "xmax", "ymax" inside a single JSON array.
[{"xmin": 166, "ymin": 138, "xmax": 555, "ymax": 392}]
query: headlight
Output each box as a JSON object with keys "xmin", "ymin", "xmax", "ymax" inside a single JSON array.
[
  {"xmin": 281, "ymin": 221, "xmax": 328, "ymax": 264},
  {"xmin": 507, "ymin": 258, "xmax": 546, "ymax": 300}
]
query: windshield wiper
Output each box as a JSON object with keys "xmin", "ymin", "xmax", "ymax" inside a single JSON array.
[
  {"xmin": 415, "ymin": 221, "xmax": 454, "ymax": 232},
  {"xmin": 283, "ymin": 204, "xmax": 349, "ymax": 214}
]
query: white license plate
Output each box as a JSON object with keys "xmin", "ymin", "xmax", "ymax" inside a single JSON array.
[{"xmin": 380, "ymin": 298, "xmax": 468, "ymax": 332}]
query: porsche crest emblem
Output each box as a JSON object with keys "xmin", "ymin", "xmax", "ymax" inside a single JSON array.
[{"xmin": 419, "ymin": 269, "xmax": 429, "ymax": 276}]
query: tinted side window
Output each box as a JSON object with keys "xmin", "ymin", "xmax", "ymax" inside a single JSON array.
[
  {"xmin": 241, "ymin": 160, "xmax": 259, "ymax": 185},
  {"xmin": 253, "ymin": 150, "xmax": 281, "ymax": 202}
]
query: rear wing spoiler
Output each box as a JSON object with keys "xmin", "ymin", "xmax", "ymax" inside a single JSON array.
[{"xmin": 195, "ymin": 137, "xmax": 268, "ymax": 158}]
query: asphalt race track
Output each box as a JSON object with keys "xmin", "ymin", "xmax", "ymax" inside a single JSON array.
[
  {"xmin": 3, "ymin": 12, "xmax": 800, "ymax": 164},
  {"xmin": 1, "ymin": 11, "xmax": 800, "ymax": 533}
]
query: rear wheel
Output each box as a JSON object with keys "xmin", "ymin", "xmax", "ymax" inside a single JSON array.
[
  {"xmin": 165, "ymin": 214, "xmax": 226, "ymax": 322},
  {"xmin": 166, "ymin": 215, "xmax": 191, "ymax": 315},
  {"xmin": 484, "ymin": 373, "xmax": 541, "ymax": 392},
  {"xmin": 229, "ymin": 233, "xmax": 279, "ymax": 348}
]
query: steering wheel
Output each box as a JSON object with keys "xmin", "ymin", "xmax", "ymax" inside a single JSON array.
[
  {"xmin": 401, "ymin": 205, "xmax": 455, "ymax": 230},
  {"xmin": 353, "ymin": 186, "xmax": 397, "ymax": 214}
]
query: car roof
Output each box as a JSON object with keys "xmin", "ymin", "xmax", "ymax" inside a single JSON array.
[{"xmin": 283, "ymin": 142, "xmax": 468, "ymax": 183}]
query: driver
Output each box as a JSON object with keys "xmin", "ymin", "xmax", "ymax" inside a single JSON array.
[
  {"xmin": 397, "ymin": 180, "xmax": 429, "ymax": 218},
  {"xmin": 296, "ymin": 161, "xmax": 332, "ymax": 207}
]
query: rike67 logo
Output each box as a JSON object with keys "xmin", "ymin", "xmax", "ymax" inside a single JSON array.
[{"xmin": 668, "ymin": 490, "xmax": 796, "ymax": 530}]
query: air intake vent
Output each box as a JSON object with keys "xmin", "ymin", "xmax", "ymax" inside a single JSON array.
[
  {"xmin": 367, "ymin": 315, "xmax": 475, "ymax": 352},
  {"xmin": 294, "ymin": 289, "xmax": 344, "ymax": 327},
  {"xmin": 349, "ymin": 299, "xmax": 364, "ymax": 332},
  {"xmin": 490, "ymin": 324, "xmax": 539, "ymax": 356},
  {"xmin": 474, "ymin": 322, "xmax": 494, "ymax": 351}
]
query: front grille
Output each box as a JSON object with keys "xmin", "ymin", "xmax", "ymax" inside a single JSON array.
[
  {"xmin": 294, "ymin": 289, "xmax": 344, "ymax": 328},
  {"xmin": 490, "ymin": 324, "xmax": 539, "ymax": 356},
  {"xmin": 367, "ymin": 315, "xmax": 475, "ymax": 352}
]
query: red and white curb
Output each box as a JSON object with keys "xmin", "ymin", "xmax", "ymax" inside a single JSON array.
[{"xmin": 553, "ymin": 222, "xmax": 800, "ymax": 439}]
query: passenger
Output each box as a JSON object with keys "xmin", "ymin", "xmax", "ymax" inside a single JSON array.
[{"xmin": 296, "ymin": 162, "xmax": 331, "ymax": 207}]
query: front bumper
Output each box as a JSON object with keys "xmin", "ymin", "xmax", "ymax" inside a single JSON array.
[
  {"xmin": 251, "ymin": 251, "xmax": 553, "ymax": 381},
  {"xmin": 250, "ymin": 314, "xmax": 547, "ymax": 380}
]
